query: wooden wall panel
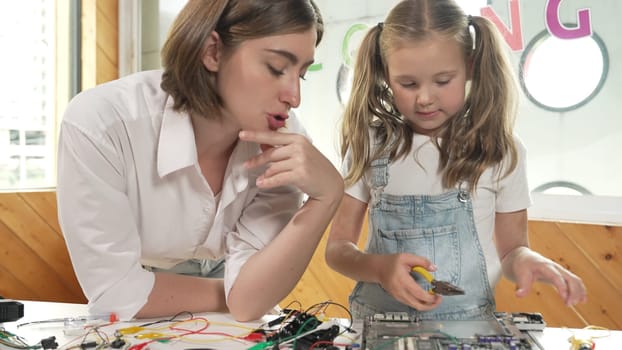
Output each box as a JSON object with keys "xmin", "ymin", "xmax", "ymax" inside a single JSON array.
[
  {"xmin": 82, "ymin": 0, "xmax": 118, "ymax": 89},
  {"xmin": 280, "ymin": 222, "xmax": 358, "ymax": 314},
  {"xmin": 95, "ymin": 0, "xmax": 118, "ymax": 84},
  {"xmin": 0, "ymin": 0, "xmax": 117, "ymax": 304},
  {"xmin": 495, "ymin": 222, "xmax": 622, "ymax": 329},
  {"xmin": 0, "ymin": 192, "xmax": 85, "ymax": 303},
  {"xmin": 564, "ymin": 223, "xmax": 621, "ymax": 291}
]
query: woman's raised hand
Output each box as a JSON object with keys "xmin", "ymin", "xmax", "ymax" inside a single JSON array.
[{"xmin": 239, "ymin": 130, "xmax": 343, "ymax": 202}]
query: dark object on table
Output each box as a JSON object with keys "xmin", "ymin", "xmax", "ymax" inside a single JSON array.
[{"xmin": 0, "ymin": 298, "xmax": 24, "ymax": 323}]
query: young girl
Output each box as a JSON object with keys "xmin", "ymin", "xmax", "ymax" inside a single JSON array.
[
  {"xmin": 325, "ymin": 0, "xmax": 586, "ymax": 320},
  {"xmin": 57, "ymin": 0, "xmax": 343, "ymax": 322}
]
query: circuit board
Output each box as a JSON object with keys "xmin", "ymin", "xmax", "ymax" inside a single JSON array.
[{"xmin": 361, "ymin": 312, "xmax": 544, "ymax": 350}]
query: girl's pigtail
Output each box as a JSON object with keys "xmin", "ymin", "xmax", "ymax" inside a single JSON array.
[
  {"xmin": 460, "ymin": 15, "xmax": 518, "ymax": 188},
  {"xmin": 341, "ymin": 24, "xmax": 385, "ymax": 186}
]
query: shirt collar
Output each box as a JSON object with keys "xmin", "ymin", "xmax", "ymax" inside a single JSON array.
[
  {"xmin": 157, "ymin": 96, "xmax": 197, "ymax": 177},
  {"xmin": 156, "ymin": 96, "xmax": 263, "ymax": 195}
]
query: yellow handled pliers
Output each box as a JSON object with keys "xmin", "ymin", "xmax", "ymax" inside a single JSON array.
[{"xmin": 412, "ymin": 266, "xmax": 465, "ymax": 296}]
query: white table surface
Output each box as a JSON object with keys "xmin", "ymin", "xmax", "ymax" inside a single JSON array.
[
  {"xmin": 1, "ymin": 301, "xmax": 277, "ymax": 350},
  {"xmin": 2, "ymin": 301, "xmax": 621, "ymax": 349}
]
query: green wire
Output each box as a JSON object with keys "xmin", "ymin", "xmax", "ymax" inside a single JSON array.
[{"xmin": 246, "ymin": 341, "xmax": 274, "ymax": 350}]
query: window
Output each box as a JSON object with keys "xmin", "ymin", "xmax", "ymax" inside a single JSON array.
[
  {"xmin": 520, "ymin": 29, "xmax": 608, "ymax": 112},
  {"xmin": 0, "ymin": 1, "xmax": 78, "ymax": 190}
]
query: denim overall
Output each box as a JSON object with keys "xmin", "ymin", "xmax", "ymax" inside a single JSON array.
[{"xmin": 349, "ymin": 157, "xmax": 496, "ymax": 320}]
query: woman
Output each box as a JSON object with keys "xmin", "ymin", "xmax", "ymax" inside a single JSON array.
[{"xmin": 57, "ymin": 0, "xmax": 343, "ymax": 322}]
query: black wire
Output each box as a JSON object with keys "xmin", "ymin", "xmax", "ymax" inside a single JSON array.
[
  {"xmin": 304, "ymin": 301, "xmax": 354, "ymax": 333},
  {"xmin": 138, "ymin": 311, "xmax": 194, "ymax": 327}
]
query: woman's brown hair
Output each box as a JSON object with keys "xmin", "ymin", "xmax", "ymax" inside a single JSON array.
[{"xmin": 160, "ymin": 0, "xmax": 324, "ymax": 120}]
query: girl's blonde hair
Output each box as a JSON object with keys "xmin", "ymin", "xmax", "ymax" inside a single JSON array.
[
  {"xmin": 341, "ymin": 0, "xmax": 518, "ymax": 191},
  {"xmin": 160, "ymin": 0, "xmax": 323, "ymax": 120}
]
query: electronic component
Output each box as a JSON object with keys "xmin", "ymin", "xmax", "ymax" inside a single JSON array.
[
  {"xmin": 253, "ymin": 308, "xmax": 344, "ymax": 350},
  {"xmin": 569, "ymin": 335, "xmax": 594, "ymax": 350},
  {"xmin": 265, "ymin": 310, "xmax": 321, "ymax": 342},
  {"xmin": 503, "ymin": 312, "xmax": 546, "ymax": 331},
  {"xmin": 361, "ymin": 312, "xmax": 544, "ymax": 350},
  {"xmin": 40, "ymin": 336, "xmax": 58, "ymax": 349},
  {"xmin": 0, "ymin": 299, "xmax": 24, "ymax": 323}
]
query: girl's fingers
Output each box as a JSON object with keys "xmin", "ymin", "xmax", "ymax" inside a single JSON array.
[
  {"xmin": 396, "ymin": 271, "xmax": 442, "ymax": 310},
  {"xmin": 562, "ymin": 271, "xmax": 587, "ymax": 305},
  {"xmin": 405, "ymin": 291, "xmax": 442, "ymax": 310}
]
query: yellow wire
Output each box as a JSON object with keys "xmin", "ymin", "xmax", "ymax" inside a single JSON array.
[{"xmin": 566, "ymin": 325, "xmax": 612, "ymax": 350}]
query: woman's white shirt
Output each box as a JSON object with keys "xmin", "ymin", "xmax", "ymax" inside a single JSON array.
[{"xmin": 57, "ymin": 70, "xmax": 304, "ymax": 320}]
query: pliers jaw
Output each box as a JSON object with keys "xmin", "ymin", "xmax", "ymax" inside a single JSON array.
[
  {"xmin": 431, "ymin": 280, "xmax": 465, "ymax": 296},
  {"xmin": 412, "ymin": 266, "xmax": 465, "ymax": 296}
]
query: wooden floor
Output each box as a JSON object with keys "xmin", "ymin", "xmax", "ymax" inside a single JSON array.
[{"xmin": 1, "ymin": 191, "xmax": 621, "ymax": 330}]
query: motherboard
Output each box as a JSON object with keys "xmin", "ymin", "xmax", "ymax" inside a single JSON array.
[{"xmin": 361, "ymin": 312, "xmax": 545, "ymax": 350}]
